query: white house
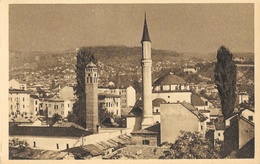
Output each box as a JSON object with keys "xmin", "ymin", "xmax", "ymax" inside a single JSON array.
[
  {"xmin": 183, "ymin": 67, "xmax": 198, "ymax": 74},
  {"xmin": 41, "ymin": 98, "xmax": 74, "ymax": 118},
  {"xmin": 9, "ymin": 89, "xmax": 31, "ymax": 118},
  {"xmin": 58, "ymin": 86, "xmax": 76, "ymax": 100},
  {"xmin": 238, "ymin": 92, "xmax": 249, "ymax": 104},
  {"xmin": 98, "ymin": 94, "xmax": 121, "ymax": 116},
  {"xmin": 9, "ymin": 79, "xmax": 27, "ymax": 90}
]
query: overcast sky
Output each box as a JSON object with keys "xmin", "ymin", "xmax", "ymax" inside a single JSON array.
[{"xmin": 9, "ymin": 4, "xmax": 254, "ymax": 54}]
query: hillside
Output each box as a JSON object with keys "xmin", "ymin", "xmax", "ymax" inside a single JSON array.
[
  {"xmin": 9, "ymin": 46, "xmax": 183, "ymax": 70},
  {"xmin": 9, "ymin": 46, "xmax": 254, "ymax": 95}
]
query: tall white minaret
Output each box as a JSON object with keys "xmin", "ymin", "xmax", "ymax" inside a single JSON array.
[{"xmin": 141, "ymin": 14, "xmax": 154, "ymax": 129}]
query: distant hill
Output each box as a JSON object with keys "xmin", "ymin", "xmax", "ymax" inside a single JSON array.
[{"xmin": 9, "ymin": 46, "xmax": 183, "ymax": 69}]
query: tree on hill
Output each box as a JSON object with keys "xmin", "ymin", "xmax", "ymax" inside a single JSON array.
[
  {"xmin": 214, "ymin": 46, "xmax": 237, "ymax": 120},
  {"xmin": 73, "ymin": 47, "xmax": 97, "ymax": 128}
]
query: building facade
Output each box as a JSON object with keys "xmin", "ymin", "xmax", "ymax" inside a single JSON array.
[
  {"xmin": 98, "ymin": 94, "xmax": 121, "ymax": 116},
  {"xmin": 41, "ymin": 98, "xmax": 73, "ymax": 118},
  {"xmin": 9, "ymin": 89, "xmax": 31, "ymax": 117},
  {"xmin": 160, "ymin": 103, "xmax": 207, "ymax": 143}
]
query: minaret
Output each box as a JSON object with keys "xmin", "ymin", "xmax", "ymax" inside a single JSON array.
[
  {"xmin": 85, "ymin": 61, "xmax": 99, "ymax": 133},
  {"xmin": 141, "ymin": 14, "xmax": 154, "ymax": 129}
]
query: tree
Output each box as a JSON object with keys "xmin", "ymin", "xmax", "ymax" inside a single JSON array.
[
  {"xmin": 169, "ymin": 131, "xmax": 220, "ymax": 159},
  {"xmin": 73, "ymin": 47, "xmax": 97, "ymax": 128},
  {"xmin": 214, "ymin": 46, "xmax": 237, "ymax": 120},
  {"xmin": 52, "ymin": 113, "xmax": 62, "ymax": 125}
]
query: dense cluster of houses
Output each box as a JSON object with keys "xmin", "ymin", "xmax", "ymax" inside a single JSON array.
[{"xmin": 9, "ymin": 79, "xmax": 136, "ymax": 121}]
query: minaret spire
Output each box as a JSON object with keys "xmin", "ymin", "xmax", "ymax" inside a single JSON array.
[{"xmin": 141, "ymin": 13, "xmax": 151, "ymax": 42}]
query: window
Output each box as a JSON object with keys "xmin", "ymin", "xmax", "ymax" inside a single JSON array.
[
  {"xmin": 68, "ymin": 104, "xmax": 69, "ymax": 108},
  {"xmin": 218, "ymin": 133, "xmax": 221, "ymax": 137},
  {"xmin": 168, "ymin": 96, "xmax": 170, "ymax": 98},
  {"xmin": 142, "ymin": 140, "xmax": 150, "ymax": 145},
  {"xmin": 156, "ymin": 109, "xmax": 159, "ymax": 113},
  {"xmin": 11, "ymin": 105, "xmax": 12, "ymax": 109},
  {"xmin": 35, "ymin": 101, "xmax": 37, "ymax": 105},
  {"xmin": 56, "ymin": 143, "xmax": 59, "ymax": 149},
  {"xmin": 33, "ymin": 142, "xmax": 36, "ymax": 147},
  {"xmin": 11, "ymin": 98, "xmax": 12, "ymax": 102},
  {"xmin": 201, "ymin": 125, "xmax": 203, "ymax": 130},
  {"xmin": 23, "ymin": 105, "xmax": 25, "ymax": 108},
  {"xmin": 248, "ymin": 116, "xmax": 253, "ymax": 121},
  {"xmin": 66, "ymin": 144, "xmax": 69, "ymax": 149},
  {"xmin": 35, "ymin": 107, "xmax": 37, "ymax": 111},
  {"xmin": 23, "ymin": 97, "xmax": 25, "ymax": 101}
]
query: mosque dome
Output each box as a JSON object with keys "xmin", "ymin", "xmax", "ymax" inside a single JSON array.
[{"xmin": 153, "ymin": 72, "xmax": 186, "ymax": 86}]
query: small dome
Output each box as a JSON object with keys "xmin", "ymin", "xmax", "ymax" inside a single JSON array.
[
  {"xmin": 152, "ymin": 98, "xmax": 167, "ymax": 107},
  {"xmin": 153, "ymin": 72, "xmax": 186, "ymax": 86},
  {"xmin": 191, "ymin": 94, "xmax": 205, "ymax": 106}
]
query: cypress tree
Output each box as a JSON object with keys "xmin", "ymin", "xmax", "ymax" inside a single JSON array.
[{"xmin": 214, "ymin": 46, "xmax": 237, "ymax": 120}]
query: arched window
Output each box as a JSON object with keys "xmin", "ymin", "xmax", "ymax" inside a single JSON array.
[
  {"xmin": 56, "ymin": 143, "xmax": 59, "ymax": 149},
  {"xmin": 66, "ymin": 144, "xmax": 69, "ymax": 149}
]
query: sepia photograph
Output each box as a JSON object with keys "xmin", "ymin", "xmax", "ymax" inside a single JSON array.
[{"xmin": 1, "ymin": 1, "xmax": 258, "ymax": 162}]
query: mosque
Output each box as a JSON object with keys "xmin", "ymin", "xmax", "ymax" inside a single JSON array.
[{"xmin": 126, "ymin": 15, "xmax": 208, "ymax": 146}]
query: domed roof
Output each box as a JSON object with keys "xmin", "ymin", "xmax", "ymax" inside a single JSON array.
[
  {"xmin": 153, "ymin": 72, "xmax": 186, "ymax": 86},
  {"xmin": 152, "ymin": 98, "xmax": 167, "ymax": 107},
  {"xmin": 191, "ymin": 94, "xmax": 205, "ymax": 106}
]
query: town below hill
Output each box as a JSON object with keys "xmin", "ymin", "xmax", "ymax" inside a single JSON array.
[{"xmin": 9, "ymin": 46, "xmax": 254, "ymax": 98}]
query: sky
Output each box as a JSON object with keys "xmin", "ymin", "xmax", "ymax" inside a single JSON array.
[{"xmin": 9, "ymin": 4, "xmax": 254, "ymax": 54}]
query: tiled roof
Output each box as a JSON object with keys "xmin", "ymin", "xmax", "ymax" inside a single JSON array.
[
  {"xmin": 131, "ymin": 123, "xmax": 160, "ymax": 135},
  {"xmin": 52, "ymin": 122, "xmax": 85, "ymax": 130},
  {"xmin": 210, "ymin": 108, "xmax": 221, "ymax": 116},
  {"xmin": 9, "ymin": 89, "xmax": 29, "ymax": 94},
  {"xmin": 64, "ymin": 134, "xmax": 131, "ymax": 158},
  {"xmin": 191, "ymin": 94, "xmax": 206, "ymax": 106},
  {"xmin": 9, "ymin": 148, "xmax": 73, "ymax": 160},
  {"xmin": 215, "ymin": 121, "xmax": 225, "ymax": 130},
  {"xmin": 98, "ymin": 93, "xmax": 121, "ymax": 99},
  {"xmin": 30, "ymin": 94, "xmax": 39, "ymax": 99},
  {"xmin": 180, "ymin": 102, "xmax": 208, "ymax": 122},
  {"xmin": 9, "ymin": 126, "xmax": 92, "ymax": 137},
  {"xmin": 9, "ymin": 116, "xmax": 43, "ymax": 123}
]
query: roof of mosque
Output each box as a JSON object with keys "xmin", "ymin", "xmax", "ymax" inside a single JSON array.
[
  {"xmin": 153, "ymin": 72, "xmax": 186, "ymax": 86},
  {"xmin": 191, "ymin": 94, "xmax": 206, "ymax": 106},
  {"xmin": 152, "ymin": 98, "xmax": 167, "ymax": 107}
]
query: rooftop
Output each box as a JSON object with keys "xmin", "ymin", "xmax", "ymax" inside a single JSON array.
[
  {"xmin": 131, "ymin": 123, "xmax": 160, "ymax": 135},
  {"xmin": 153, "ymin": 72, "xmax": 186, "ymax": 87},
  {"xmin": 9, "ymin": 126, "xmax": 92, "ymax": 138},
  {"xmin": 180, "ymin": 102, "xmax": 208, "ymax": 122},
  {"xmin": 191, "ymin": 94, "xmax": 206, "ymax": 106}
]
